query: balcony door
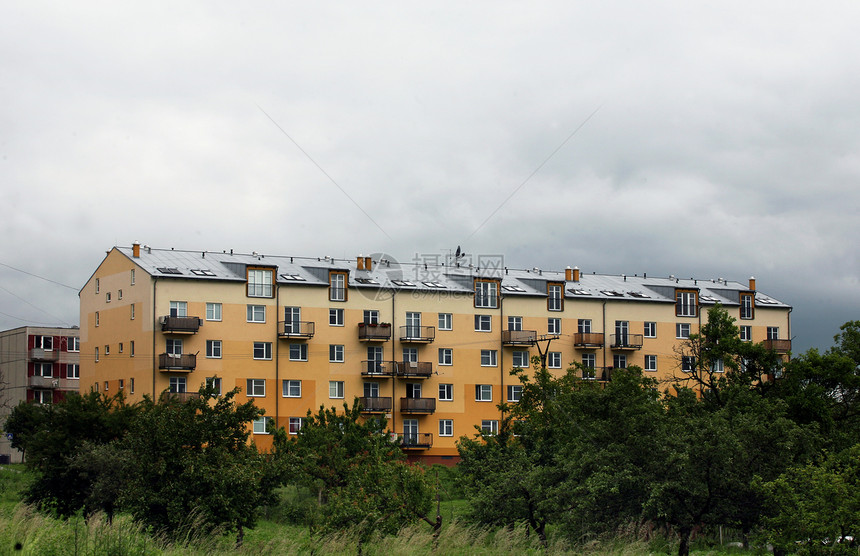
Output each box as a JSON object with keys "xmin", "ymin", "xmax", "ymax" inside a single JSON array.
[
  {"xmin": 615, "ymin": 321, "xmax": 629, "ymax": 347},
  {"xmin": 285, "ymin": 307, "xmax": 301, "ymax": 333},
  {"xmin": 403, "ymin": 419, "xmax": 419, "ymax": 444},
  {"xmin": 406, "ymin": 312, "xmax": 421, "ymax": 339}
]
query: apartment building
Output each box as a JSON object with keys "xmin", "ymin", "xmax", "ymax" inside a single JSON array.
[
  {"xmin": 79, "ymin": 243, "xmax": 792, "ymax": 464},
  {"xmin": 0, "ymin": 326, "xmax": 81, "ymax": 463}
]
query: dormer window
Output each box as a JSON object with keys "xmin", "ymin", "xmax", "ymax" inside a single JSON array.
[
  {"xmin": 740, "ymin": 293, "xmax": 754, "ymax": 320},
  {"xmin": 675, "ymin": 290, "xmax": 698, "ymax": 317},
  {"xmin": 247, "ymin": 268, "xmax": 273, "ymax": 298},
  {"xmin": 547, "ymin": 283, "xmax": 563, "ymax": 312},
  {"xmin": 474, "ymin": 279, "xmax": 499, "ymax": 309},
  {"xmin": 329, "ymin": 271, "xmax": 347, "ymax": 302}
]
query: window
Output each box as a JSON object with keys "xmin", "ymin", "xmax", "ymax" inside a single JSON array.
[
  {"xmin": 512, "ymin": 351, "xmax": 529, "ymax": 368},
  {"xmin": 169, "ymin": 377, "xmax": 186, "ymax": 393},
  {"xmin": 405, "ymin": 312, "xmax": 421, "ymax": 338},
  {"xmin": 363, "ymin": 310, "xmax": 379, "ymax": 325},
  {"xmin": 247, "ymin": 268, "xmax": 274, "ymax": 298},
  {"xmin": 711, "ymin": 359, "xmax": 725, "ymax": 373},
  {"xmin": 118, "ymin": 289, "xmax": 122, "ymax": 300},
  {"xmin": 402, "ymin": 348, "xmax": 418, "ymax": 363},
  {"xmin": 676, "ymin": 290, "xmax": 698, "ymax": 317},
  {"xmin": 613, "ymin": 354, "xmax": 627, "ymax": 369},
  {"xmin": 66, "ymin": 364, "xmax": 80, "ymax": 379},
  {"xmin": 289, "ymin": 344, "xmax": 308, "ymax": 361},
  {"xmin": 507, "ymin": 384, "xmax": 523, "ymax": 402},
  {"xmin": 475, "ymin": 314, "xmax": 492, "ymax": 332},
  {"xmin": 118, "ymin": 379, "xmax": 124, "ymax": 390},
  {"xmin": 130, "ymin": 304, "xmax": 135, "ymax": 320},
  {"xmin": 438, "ymin": 313, "xmax": 452, "ymax": 330},
  {"xmin": 439, "ymin": 383, "xmax": 453, "ymax": 401},
  {"xmin": 67, "ymin": 337, "xmax": 80, "ymax": 352},
  {"xmin": 645, "ymin": 355, "xmax": 657, "ymax": 372},
  {"xmin": 548, "ymin": 352, "xmax": 562, "ymax": 369},
  {"xmin": 284, "ymin": 307, "xmax": 301, "ymax": 333},
  {"xmin": 676, "ymin": 323, "xmax": 691, "ymax": 339},
  {"xmin": 508, "ymin": 316, "xmax": 523, "ymax": 331},
  {"xmin": 247, "ymin": 305, "xmax": 266, "ymax": 323},
  {"xmin": 547, "ymin": 283, "xmax": 563, "ymax": 311},
  {"xmin": 253, "ymin": 417, "xmax": 273, "ymax": 434},
  {"xmin": 476, "ymin": 384, "xmax": 492, "ymax": 401},
  {"xmin": 329, "ymin": 308, "xmax": 344, "ymax": 326},
  {"xmin": 474, "ymin": 280, "xmax": 498, "ymax": 308},
  {"xmin": 481, "ymin": 420, "xmax": 499, "ymax": 435},
  {"xmin": 33, "ymin": 390, "xmax": 51, "ymax": 404},
  {"xmin": 406, "ymin": 382, "xmax": 422, "ymax": 398},
  {"xmin": 130, "ymin": 377, "xmax": 135, "ymax": 394},
  {"xmin": 253, "ymin": 342, "xmax": 272, "ymax": 360},
  {"xmin": 106, "ymin": 292, "xmax": 111, "ymax": 303},
  {"xmin": 740, "ymin": 325, "xmax": 752, "ymax": 342},
  {"xmin": 329, "ymin": 381, "xmax": 344, "ymax": 399},
  {"xmin": 438, "ymin": 348, "xmax": 453, "ymax": 366},
  {"xmin": 288, "ymin": 417, "xmax": 304, "ymax": 434},
  {"xmin": 34, "ymin": 335, "xmax": 53, "ymax": 350},
  {"xmin": 283, "ymin": 379, "xmax": 301, "ymax": 397},
  {"xmin": 364, "ymin": 382, "xmax": 380, "ymax": 398},
  {"xmin": 95, "ymin": 311, "xmax": 99, "ymax": 327},
  {"xmin": 682, "ymin": 356, "xmax": 696, "ymax": 372},
  {"xmin": 169, "ymin": 301, "xmax": 187, "ymax": 317},
  {"xmin": 740, "ymin": 293, "xmax": 754, "ymax": 320},
  {"xmin": 329, "ymin": 344, "xmax": 344, "ymax": 363},
  {"xmin": 104, "ymin": 345, "xmax": 110, "ymax": 356},
  {"xmin": 130, "ymin": 270, "xmax": 135, "ymax": 285},
  {"xmin": 439, "ymin": 419, "xmax": 453, "ymax": 437},
  {"xmin": 403, "ymin": 420, "xmax": 419, "ymax": 443},
  {"xmin": 615, "ymin": 321, "xmax": 629, "ymax": 346},
  {"xmin": 206, "ymin": 340, "xmax": 222, "ymax": 358},
  {"xmin": 644, "ymin": 322, "xmax": 657, "ymax": 338},
  {"xmin": 247, "ymin": 379, "xmax": 266, "ymax": 397},
  {"xmin": 767, "ymin": 326, "xmax": 780, "ymax": 340},
  {"xmin": 130, "ymin": 341, "xmax": 135, "ymax": 356},
  {"xmin": 95, "ymin": 347, "xmax": 99, "ymax": 362},
  {"xmin": 118, "ymin": 343, "xmax": 123, "ymax": 353},
  {"xmin": 206, "ymin": 377, "xmax": 222, "ymax": 395},
  {"xmin": 104, "ymin": 381, "xmax": 109, "ymax": 391},
  {"xmin": 582, "ymin": 353, "xmax": 595, "ymax": 368},
  {"xmin": 35, "ymin": 363, "xmax": 52, "ymax": 377},
  {"xmin": 578, "ymin": 319, "xmax": 592, "ymax": 333},
  {"xmin": 95, "ymin": 278, "xmax": 99, "ymax": 293},
  {"xmin": 481, "ymin": 350, "xmax": 498, "ymax": 367},
  {"xmin": 329, "ymin": 272, "xmax": 346, "ymax": 301},
  {"xmin": 548, "ymin": 318, "xmax": 561, "ymax": 335},
  {"xmin": 206, "ymin": 302, "xmax": 222, "ymax": 321}
]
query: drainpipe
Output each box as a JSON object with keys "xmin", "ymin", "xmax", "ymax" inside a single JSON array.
[
  {"xmin": 152, "ymin": 277, "xmax": 158, "ymax": 396},
  {"xmin": 275, "ymin": 282, "xmax": 280, "ymax": 427},
  {"xmin": 391, "ymin": 289, "xmax": 397, "ymax": 435},
  {"xmin": 602, "ymin": 300, "xmax": 607, "ymax": 370},
  {"xmin": 499, "ymin": 290, "xmax": 505, "ymax": 422}
]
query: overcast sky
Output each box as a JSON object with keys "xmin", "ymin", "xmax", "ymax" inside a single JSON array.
[{"xmin": 2, "ymin": 2, "xmax": 858, "ymax": 353}]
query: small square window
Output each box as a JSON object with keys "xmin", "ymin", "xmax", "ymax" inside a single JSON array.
[
  {"xmin": 676, "ymin": 323, "xmax": 691, "ymax": 339},
  {"xmin": 206, "ymin": 302, "xmax": 222, "ymax": 321},
  {"xmin": 283, "ymin": 379, "xmax": 301, "ymax": 398},
  {"xmin": 438, "ymin": 348, "xmax": 452, "ymax": 366},
  {"xmin": 288, "ymin": 417, "xmax": 304, "ymax": 434},
  {"xmin": 439, "ymin": 419, "xmax": 453, "ymax": 437},
  {"xmin": 507, "ymin": 384, "xmax": 522, "ymax": 402},
  {"xmin": 547, "ymin": 352, "xmax": 562, "ymax": 369},
  {"xmin": 247, "ymin": 379, "xmax": 266, "ymax": 397},
  {"xmin": 289, "ymin": 344, "xmax": 308, "ymax": 361},
  {"xmin": 253, "ymin": 342, "xmax": 272, "ymax": 360},
  {"xmin": 475, "ymin": 315, "xmax": 492, "ymax": 332},
  {"xmin": 329, "ymin": 309, "xmax": 344, "ymax": 326},
  {"xmin": 512, "ymin": 351, "xmax": 529, "ymax": 368},
  {"xmin": 438, "ymin": 313, "xmax": 453, "ymax": 330},
  {"xmin": 329, "ymin": 381, "xmax": 344, "ymax": 399},
  {"xmin": 329, "ymin": 344, "xmax": 344, "ymax": 363},
  {"xmin": 206, "ymin": 377, "xmax": 222, "ymax": 396},
  {"xmin": 644, "ymin": 322, "xmax": 657, "ymax": 338},
  {"xmin": 206, "ymin": 340, "xmax": 222, "ymax": 358},
  {"xmin": 481, "ymin": 350, "xmax": 498, "ymax": 367},
  {"xmin": 682, "ymin": 356, "xmax": 696, "ymax": 372},
  {"xmin": 481, "ymin": 420, "xmax": 499, "ymax": 435},
  {"xmin": 247, "ymin": 305, "xmax": 266, "ymax": 323},
  {"xmin": 253, "ymin": 417, "xmax": 273, "ymax": 434},
  {"xmin": 476, "ymin": 384, "xmax": 492, "ymax": 401},
  {"xmin": 439, "ymin": 383, "xmax": 453, "ymax": 401}
]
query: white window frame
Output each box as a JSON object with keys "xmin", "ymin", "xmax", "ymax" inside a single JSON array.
[
  {"xmin": 169, "ymin": 376, "xmax": 186, "ymax": 393},
  {"xmin": 512, "ymin": 351, "xmax": 529, "ymax": 368},
  {"xmin": 476, "ymin": 384, "xmax": 493, "ymax": 401},
  {"xmin": 288, "ymin": 417, "xmax": 304, "ymax": 435},
  {"xmin": 740, "ymin": 294, "xmax": 754, "ymax": 320},
  {"xmin": 475, "ymin": 280, "xmax": 498, "ymax": 309},
  {"xmin": 475, "ymin": 314, "xmax": 492, "ymax": 332},
  {"xmin": 66, "ymin": 363, "xmax": 80, "ymax": 379},
  {"xmin": 645, "ymin": 354, "xmax": 657, "ymax": 372},
  {"xmin": 34, "ymin": 390, "xmax": 52, "ymax": 404},
  {"xmin": 644, "ymin": 321, "xmax": 657, "ymax": 338},
  {"xmin": 438, "ymin": 313, "xmax": 453, "ymax": 331},
  {"xmin": 740, "ymin": 325, "xmax": 752, "ymax": 342},
  {"xmin": 481, "ymin": 420, "xmax": 499, "ymax": 435},
  {"xmin": 36, "ymin": 362, "xmax": 53, "ymax": 377},
  {"xmin": 247, "ymin": 379, "xmax": 266, "ymax": 397},
  {"xmin": 507, "ymin": 316, "xmax": 523, "ymax": 331},
  {"xmin": 282, "ymin": 379, "xmax": 302, "ymax": 398},
  {"xmin": 547, "ymin": 284, "xmax": 563, "ymax": 312},
  {"xmin": 206, "ymin": 340, "xmax": 222, "ymax": 359},
  {"xmin": 676, "ymin": 291, "xmax": 698, "ymax": 317},
  {"xmin": 767, "ymin": 326, "xmax": 780, "ymax": 340},
  {"xmin": 507, "ymin": 384, "xmax": 523, "ymax": 402},
  {"xmin": 34, "ymin": 335, "xmax": 53, "ymax": 350},
  {"xmin": 439, "ymin": 419, "xmax": 453, "ymax": 437},
  {"xmin": 247, "ymin": 305, "xmax": 266, "ymax": 323},
  {"xmin": 169, "ymin": 301, "xmax": 187, "ymax": 318},
  {"xmin": 481, "ymin": 349, "xmax": 498, "ymax": 367},
  {"xmin": 548, "ymin": 318, "xmax": 561, "ymax": 335},
  {"xmin": 438, "ymin": 348, "xmax": 453, "ymax": 366},
  {"xmin": 206, "ymin": 302, "xmax": 222, "ymax": 321},
  {"xmin": 681, "ymin": 356, "xmax": 696, "ymax": 373},
  {"xmin": 711, "ymin": 359, "xmax": 725, "ymax": 373},
  {"xmin": 67, "ymin": 337, "xmax": 80, "ymax": 352},
  {"xmin": 582, "ymin": 353, "xmax": 595, "ymax": 368},
  {"xmin": 289, "ymin": 343, "xmax": 308, "ymax": 361},
  {"xmin": 676, "ymin": 323, "xmax": 691, "ymax": 339},
  {"xmin": 578, "ymin": 319, "xmax": 592, "ymax": 334},
  {"xmin": 613, "ymin": 354, "xmax": 627, "ymax": 369},
  {"xmin": 247, "ymin": 269, "xmax": 274, "ymax": 298},
  {"xmin": 329, "ymin": 308, "xmax": 344, "ymax": 326},
  {"xmin": 253, "ymin": 417, "xmax": 273, "ymax": 434},
  {"xmin": 329, "ymin": 344, "xmax": 344, "ymax": 363},
  {"xmin": 329, "ymin": 272, "xmax": 346, "ymax": 302},
  {"xmin": 329, "ymin": 381, "xmax": 344, "ymax": 399},
  {"xmin": 439, "ymin": 383, "xmax": 453, "ymax": 401},
  {"xmin": 253, "ymin": 342, "xmax": 272, "ymax": 360},
  {"xmin": 547, "ymin": 352, "xmax": 562, "ymax": 369},
  {"xmin": 206, "ymin": 377, "xmax": 222, "ymax": 396},
  {"xmin": 130, "ymin": 304, "xmax": 135, "ymax": 320}
]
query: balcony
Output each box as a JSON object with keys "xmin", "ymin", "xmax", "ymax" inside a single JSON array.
[
  {"xmin": 393, "ymin": 361, "xmax": 433, "ymax": 379},
  {"xmin": 358, "ymin": 323, "xmax": 392, "ymax": 342},
  {"xmin": 400, "ymin": 433, "xmax": 433, "ymax": 450},
  {"xmin": 29, "ymin": 348, "xmax": 59, "ymax": 361},
  {"xmin": 610, "ymin": 334, "xmax": 643, "ymax": 350},
  {"xmin": 28, "ymin": 375, "xmax": 57, "ymax": 388},
  {"xmin": 580, "ymin": 367, "xmax": 613, "ymax": 382},
  {"xmin": 278, "ymin": 320, "xmax": 315, "ymax": 339},
  {"xmin": 361, "ymin": 360, "xmax": 395, "ymax": 377},
  {"xmin": 502, "ymin": 329, "xmax": 537, "ymax": 346},
  {"xmin": 400, "ymin": 397, "xmax": 436, "ymax": 414},
  {"xmin": 763, "ymin": 339, "xmax": 791, "ymax": 353},
  {"xmin": 158, "ymin": 353, "xmax": 197, "ymax": 371},
  {"xmin": 359, "ymin": 396, "xmax": 393, "ymax": 414},
  {"xmin": 161, "ymin": 316, "xmax": 201, "ymax": 334},
  {"xmin": 399, "ymin": 325, "xmax": 435, "ymax": 343},
  {"xmin": 573, "ymin": 333, "xmax": 605, "ymax": 348},
  {"xmin": 159, "ymin": 391, "xmax": 202, "ymax": 403}
]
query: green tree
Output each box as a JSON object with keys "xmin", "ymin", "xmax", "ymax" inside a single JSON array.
[{"xmin": 3, "ymin": 400, "xmax": 49, "ymax": 461}]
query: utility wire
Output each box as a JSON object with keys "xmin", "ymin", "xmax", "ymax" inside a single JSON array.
[{"xmin": 0, "ymin": 261, "xmax": 78, "ymax": 290}]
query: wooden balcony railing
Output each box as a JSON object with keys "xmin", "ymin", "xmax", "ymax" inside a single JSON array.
[
  {"xmin": 393, "ymin": 361, "xmax": 433, "ymax": 378},
  {"xmin": 359, "ymin": 396, "xmax": 392, "ymax": 413},
  {"xmin": 361, "ymin": 360, "xmax": 395, "ymax": 377},
  {"xmin": 400, "ymin": 433, "xmax": 433, "ymax": 449},
  {"xmin": 762, "ymin": 339, "xmax": 791, "ymax": 353},
  {"xmin": 161, "ymin": 316, "xmax": 201, "ymax": 334},
  {"xmin": 159, "ymin": 391, "xmax": 202, "ymax": 403},
  {"xmin": 610, "ymin": 334, "xmax": 643, "ymax": 350},
  {"xmin": 278, "ymin": 321, "xmax": 315, "ymax": 339},
  {"xmin": 399, "ymin": 326, "xmax": 436, "ymax": 343},
  {"xmin": 580, "ymin": 367, "xmax": 613, "ymax": 382},
  {"xmin": 573, "ymin": 333, "xmax": 604, "ymax": 348},
  {"xmin": 358, "ymin": 323, "xmax": 392, "ymax": 341},
  {"xmin": 400, "ymin": 397, "xmax": 436, "ymax": 414},
  {"xmin": 158, "ymin": 353, "xmax": 197, "ymax": 371},
  {"xmin": 502, "ymin": 329, "xmax": 537, "ymax": 346}
]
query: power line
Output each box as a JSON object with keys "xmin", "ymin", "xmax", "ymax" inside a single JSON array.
[{"xmin": 0, "ymin": 261, "xmax": 79, "ymax": 290}]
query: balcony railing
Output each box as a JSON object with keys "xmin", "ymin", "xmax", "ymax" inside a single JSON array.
[
  {"xmin": 502, "ymin": 329, "xmax": 537, "ymax": 346},
  {"xmin": 580, "ymin": 367, "xmax": 613, "ymax": 382},
  {"xmin": 399, "ymin": 325, "xmax": 436, "ymax": 343},
  {"xmin": 573, "ymin": 332, "xmax": 605, "ymax": 348},
  {"xmin": 359, "ymin": 396, "xmax": 392, "ymax": 413},
  {"xmin": 610, "ymin": 334, "xmax": 643, "ymax": 350},
  {"xmin": 394, "ymin": 361, "xmax": 433, "ymax": 378},
  {"xmin": 29, "ymin": 348, "xmax": 59, "ymax": 361},
  {"xmin": 400, "ymin": 397, "xmax": 436, "ymax": 414},
  {"xmin": 159, "ymin": 391, "xmax": 202, "ymax": 403},
  {"xmin": 361, "ymin": 360, "xmax": 395, "ymax": 377},
  {"xmin": 158, "ymin": 353, "xmax": 197, "ymax": 371},
  {"xmin": 358, "ymin": 323, "xmax": 392, "ymax": 341},
  {"xmin": 762, "ymin": 339, "xmax": 791, "ymax": 353},
  {"xmin": 161, "ymin": 316, "xmax": 201, "ymax": 334},
  {"xmin": 400, "ymin": 433, "xmax": 433, "ymax": 449},
  {"xmin": 278, "ymin": 320, "xmax": 315, "ymax": 339}
]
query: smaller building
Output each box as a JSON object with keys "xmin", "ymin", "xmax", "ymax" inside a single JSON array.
[{"xmin": 0, "ymin": 326, "xmax": 81, "ymax": 463}]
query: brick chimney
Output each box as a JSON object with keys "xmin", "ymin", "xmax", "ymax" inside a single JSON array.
[
  {"xmin": 749, "ymin": 276, "xmax": 756, "ymax": 291},
  {"xmin": 365, "ymin": 256, "xmax": 373, "ymax": 271},
  {"xmin": 357, "ymin": 255, "xmax": 365, "ymax": 270},
  {"xmin": 565, "ymin": 266, "xmax": 572, "ymax": 281},
  {"xmin": 573, "ymin": 266, "xmax": 580, "ymax": 282},
  {"xmin": 132, "ymin": 241, "xmax": 140, "ymax": 258}
]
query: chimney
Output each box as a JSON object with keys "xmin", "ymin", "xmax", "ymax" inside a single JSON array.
[
  {"xmin": 357, "ymin": 255, "xmax": 365, "ymax": 270},
  {"xmin": 565, "ymin": 266, "xmax": 572, "ymax": 281},
  {"xmin": 132, "ymin": 241, "xmax": 140, "ymax": 258},
  {"xmin": 365, "ymin": 257, "xmax": 373, "ymax": 271},
  {"xmin": 749, "ymin": 276, "xmax": 756, "ymax": 291},
  {"xmin": 572, "ymin": 266, "xmax": 580, "ymax": 282}
]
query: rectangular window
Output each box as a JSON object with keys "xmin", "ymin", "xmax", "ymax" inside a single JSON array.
[
  {"xmin": 676, "ymin": 290, "xmax": 698, "ymax": 317},
  {"xmin": 548, "ymin": 318, "xmax": 561, "ymax": 335},
  {"xmin": 475, "ymin": 314, "xmax": 492, "ymax": 332},
  {"xmin": 682, "ymin": 356, "xmax": 696, "ymax": 372},
  {"xmin": 95, "ymin": 278, "xmax": 99, "ymax": 293},
  {"xmin": 740, "ymin": 293, "xmax": 754, "ymax": 320},
  {"xmin": 106, "ymin": 292, "xmax": 111, "ymax": 303},
  {"xmin": 439, "ymin": 383, "xmax": 453, "ymax": 401},
  {"xmin": 613, "ymin": 354, "xmax": 627, "ymax": 369},
  {"xmin": 329, "ymin": 344, "xmax": 344, "ymax": 363},
  {"xmin": 247, "ymin": 268, "xmax": 274, "ymax": 298},
  {"xmin": 767, "ymin": 327, "xmax": 780, "ymax": 340},
  {"xmin": 67, "ymin": 337, "xmax": 80, "ymax": 352},
  {"xmin": 405, "ymin": 312, "xmax": 421, "ymax": 339},
  {"xmin": 615, "ymin": 321, "xmax": 629, "ymax": 346},
  {"xmin": 329, "ymin": 272, "xmax": 347, "ymax": 302},
  {"xmin": 35, "ymin": 363, "xmax": 52, "ymax": 377},
  {"xmin": 130, "ymin": 270, "xmax": 134, "ymax": 285},
  {"xmin": 438, "ymin": 348, "xmax": 453, "ymax": 366},
  {"xmin": 512, "ymin": 351, "xmax": 529, "ymax": 368},
  {"xmin": 169, "ymin": 377, "xmax": 186, "ymax": 393},
  {"xmin": 66, "ymin": 364, "xmax": 80, "ymax": 379},
  {"xmin": 481, "ymin": 420, "xmax": 499, "ymax": 435},
  {"xmin": 169, "ymin": 301, "xmax": 187, "ymax": 317},
  {"xmin": 547, "ymin": 283, "xmax": 563, "ymax": 311},
  {"xmin": 476, "ymin": 384, "xmax": 493, "ymax": 401},
  {"xmin": 402, "ymin": 348, "xmax": 418, "ymax": 363},
  {"xmin": 676, "ymin": 323, "xmax": 691, "ymax": 339},
  {"xmin": 578, "ymin": 319, "xmax": 592, "ymax": 334},
  {"xmin": 118, "ymin": 379, "xmax": 124, "ymax": 390},
  {"xmin": 95, "ymin": 347, "xmax": 99, "ymax": 362},
  {"xmin": 289, "ymin": 344, "xmax": 308, "ymax": 361},
  {"xmin": 283, "ymin": 379, "xmax": 301, "ymax": 397},
  {"xmin": 439, "ymin": 419, "xmax": 453, "ymax": 437},
  {"xmin": 247, "ymin": 305, "xmax": 266, "ymax": 323},
  {"xmin": 711, "ymin": 359, "xmax": 725, "ymax": 373},
  {"xmin": 130, "ymin": 341, "xmax": 135, "ymax": 356},
  {"xmin": 645, "ymin": 354, "xmax": 657, "ymax": 372},
  {"xmin": 284, "ymin": 306, "xmax": 301, "ymax": 333},
  {"xmin": 206, "ymin": 302, "xmax": 222, "ymax": 321},
  {"xmin": 288, "ymin": 417, "xmax": 304, "ymax": 435},
  {"xmin": 548, "ymin": 352, "xmax": 562, "ymax": 369},
  {"xmin": 329, "ymin": 381, "xmax": 344, "ymax": 399},
  {"xmin": 329, "ymin": 308, "xmax": 344, "ymax": 326},
  {"xmin": 34, "ymin": 335, "xmax": 54, "ymax": 350},
  {"xmin": 740, "ymin": 325, "xmax": 752, "ymax": 342},
  {"xmin": 206, "ymin": 377, "xmax": 222, "ymax": 395},
  {"xmin": 118, "ymin": 289, "xmax": 122, "ymax": 300},
  {"xmin": 507, "ymin": 316, "xmax": 523, "ymax": 331},
  {"xmin": 104, "ymin": 381, "xmax": 109, "ymax": 391},
  {"xmin": 507, "ymin": 384, "xmax": 523, "ymax": 402},
  {"xmin": 253, "ymin": 417, "xmax": 273, "ymax": 434},
  {"xmin": 95, "ymin": 311, "xmax": 99, "ymax": 327},
  {"xmin": 118, "ymin": 343, "xmax": 124, "ymax": 353},
  {"xmin": 582, "ymin": 353, "xmax": 595, "ymax": 368},
  {"xmin": 474, "ymin": 280, "xmax": 498, "ymax": 309},
  {"xmin": 104, "ymin": 345, "xmax": 110, "ymax": 356},
  {"xmin": 481, "ymin": 350, "xmax": 498, "ymax": 367},
  {"xmin": 364, "ymin": 382, "xmax": 380, "ymax": 398},
  {"xmin": 253, "ymin": 342, "xmax": 272, "ymax": 360},
  {"xmin": 406, "ymin": 382, "xmax": 422, "ymax": 398},
  {"xmin": 130, "ymin": 377, "xmax": 135, "ymax": 393},
  {"xmin": 130, "ymin": 304, "xmax": 135, "ymax": 320},
  {"xmin": 247, "ymin": 379, "xmax": 266, "ymax": 397},
  {"xmin": 438, "ymin": 313, "xmax": 453, "ymax": 330},
  {"xmin": 206, "ymin": 340, "xmax": 222, "ymax": 358},
  {"xmin": 363, "ymin": 310, "xmax": 379, "ymax": 325},
  {"xmin": 34, "ymin": 390, "xmax": 51, "ymax": 404},
  {"xmin": 644, "ymin": 322, "xmax": 657, "ymax": 338}
]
